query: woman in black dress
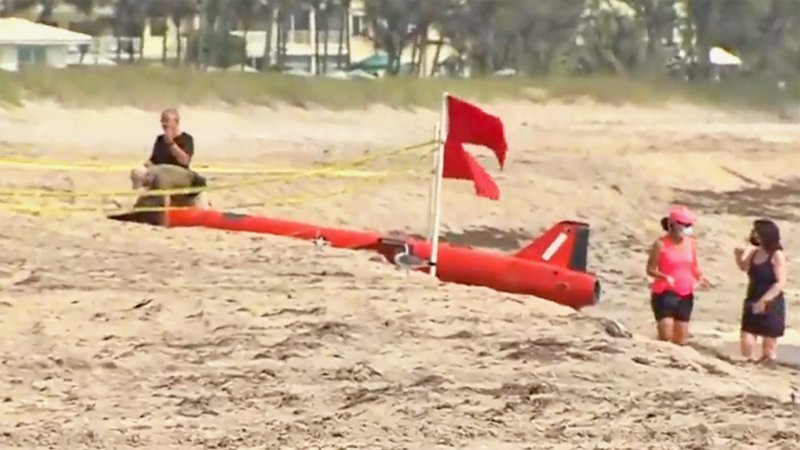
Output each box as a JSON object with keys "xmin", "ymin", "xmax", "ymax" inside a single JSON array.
[{"xmin": 734, "ymin": 219, "xmax": 787, "ymax": 363}]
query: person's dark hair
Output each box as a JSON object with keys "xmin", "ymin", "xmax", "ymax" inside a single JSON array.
[
  {"xmin": 753, "ymin": 219, "xmax": 782, "ymax": 253},
  {"xmin": 660, "ymin": 217, "xmax": 669, "ymax": 231}
]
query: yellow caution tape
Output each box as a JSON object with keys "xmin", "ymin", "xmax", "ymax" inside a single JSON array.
[
  {"xmin": 0, "ymin": 140, "xmax": 434, "ymax": 217},
  {"xmin": 0, "ymin": 172, "xmax": 390, "ymax": 198},
  {"xmin": 0, "ymin": 140, "xmax": 433, "ymax": 199},
  {"xmin": 0, "ymin": 140, "xmax": 436, "ymax": 175},
  {"xmin": 0, "ymin": 158, "xmax": 393, "ymax": 178},
  {"xmin": 0, "ymin": 183, "xmax": 365, "ymax": 217}
]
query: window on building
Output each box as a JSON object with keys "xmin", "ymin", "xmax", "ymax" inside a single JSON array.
[{"xmin": 17, "ymin": 45, "xmax": 47, "ymax": 66}]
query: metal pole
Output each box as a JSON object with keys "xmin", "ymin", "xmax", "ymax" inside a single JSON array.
[{"xmin": 429, "ymin": 92, "xmax": 449, "ymax": 278}]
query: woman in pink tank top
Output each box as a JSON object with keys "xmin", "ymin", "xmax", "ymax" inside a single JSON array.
[{"xmin": 646, "ymin": 205, "xmax": 711, "ymax": 345}]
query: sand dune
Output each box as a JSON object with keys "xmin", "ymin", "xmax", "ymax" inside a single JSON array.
[{"xmin": 0, "ymin": 100, "xmax": 799, "ymax": 449}]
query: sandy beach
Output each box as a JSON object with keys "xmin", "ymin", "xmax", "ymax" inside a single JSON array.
[{"xmin": 0, "ymin": 99, "xmax": 799, "ymax": 449}]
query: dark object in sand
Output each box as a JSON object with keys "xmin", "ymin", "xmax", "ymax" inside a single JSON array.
[{"xmin": 108, "ymin": 194, "xmax": 198, "ymax": 227}]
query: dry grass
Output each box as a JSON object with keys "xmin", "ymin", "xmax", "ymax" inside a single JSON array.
[{"xmin": 0, "ymin": 65, "xmax": 797, "ymax": 111}]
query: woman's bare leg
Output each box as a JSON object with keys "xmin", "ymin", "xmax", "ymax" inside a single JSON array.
[
  {"xmin": 761, "ymin": 337, "xmax": 778, "ymax": 361},
  {"xmin": 657, "ymin": 318, "xmax": 674, "ymax": 342},
  {"xmin": 740, "ymin": 331, "xmax": 758, "ymax": 361},
  {"xmin": 672, "ymin": 321, "xmax": 690, "ymax": 346}
]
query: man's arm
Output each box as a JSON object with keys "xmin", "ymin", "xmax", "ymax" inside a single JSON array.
[{"xmin": 168, "ymin": 133, "xmax": 193, "ymax": 166}]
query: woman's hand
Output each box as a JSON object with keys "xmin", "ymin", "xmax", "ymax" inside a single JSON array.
[
  {"xmin": 734, "ymin": 244, "xmax": 757, "ymax": 272},
  {"xmin": 752, "ymin": 299, "xmax": 769, "ymax": 314},
  {"xmin": 696, "ymin": 276, "xmax": 713, "ymax": 290}
]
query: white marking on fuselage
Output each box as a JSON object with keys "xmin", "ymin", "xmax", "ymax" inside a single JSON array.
[{"xmin": 542, "ymin": 232, "xmax": 568, "ymax": 261}]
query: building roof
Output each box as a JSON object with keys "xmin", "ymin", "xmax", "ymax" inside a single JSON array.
[{"xmin": 0, "ymin": 18, "xmax": 92, "ymax": 46}]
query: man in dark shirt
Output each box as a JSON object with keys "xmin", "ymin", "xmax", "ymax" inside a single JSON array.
[
  {"xmin": 131, "ymin": 108, "xmax": 193, "ymax": 186},
  {"xmin": 129, "ymin": 108, "xmax": 210, "ymax": 214},
  {"xmin": 148, "ymin": 108, "xmax": 194, "ymax": 167}
]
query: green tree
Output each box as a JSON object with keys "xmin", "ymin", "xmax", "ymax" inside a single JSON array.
[
  {"xmin": 190, "ymin": 0, "xmax": 247, "ymax": 67},
  {"xmin": 363, "ymin": 0, "xmax": 429, "ymax": 75},
  {"xmin": 113, "ymin": 0, "xmax": 146, "ymax": 62},
  {"xmin": 335, "ymin": 0, "xmax": 350, "ymax": 69},
  {"xmin": 258, "ymin": 0, "xmax": 276, "ymax": 68},
  {"xmin": 233, "ymin": 0, "xmax": 256, "ymax": 68},
  {"xmin": 168, "ymin": 0, "xmax": 199, "ymax": 64},
  {"xmin": 489, "ymin": 0, "xmax": 586, "ymax": 75}
]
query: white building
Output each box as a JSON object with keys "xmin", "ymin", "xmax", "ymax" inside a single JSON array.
[{"xmin": 0, "ymin": 17, "xmax": 92, "ymax": 71}]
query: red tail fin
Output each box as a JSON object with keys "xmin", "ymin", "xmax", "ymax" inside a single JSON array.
[{"xmin": 513, "ymin": 221, "xmax": 590, "ymax": 272}]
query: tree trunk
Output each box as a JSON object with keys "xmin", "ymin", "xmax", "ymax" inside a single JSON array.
[
  {"xmin": 115, "ymin": 23, "xmax": 122, "ymax": 63},
  {"xmin": 312, "ymin": 7, "xmax": 320, "ymax": 74},
  {"xmin": 485, "ymin": 28, "xmax": 495, "ymax": 74},
  {"xmin": 414, "ymin": 25, "xmax": 428, "ymax": 77},
  {"xmin": 210, "ymin": 15, "xmax": 221, "ymax": 67},
  {"xmin": 127, "ymin": 35, "xmax": 135, "ymax": 63},
  {"xmin": 344, "ymin": 2, "xmax": 351, "ymax": 67},
  {"xmin": 322, "ymin": 9, "xmax": 330, "ymax": 73},
  {"xmin": 2, "ymin": 0, "xmax": 15, "ymax": 17},
  {"xmin": 277, "ymin": 8, "xmax": 288, "ymax": 67},
  {"xmin": 515, "ymin": 33, "xmax": 524, "ymax": 72},
  {"xmin": 389, "ymin": 37, "xmax": 403, "ymax": 75},
  {"xmin": 161, "ymin": 20, "xmax": 168, "ymax": 64},
  {"xmin": 37, "ymin": 0, "xmax": 55, "ymax": 23},
  {"xmin": 409, "ymin": 34, "xmax": 418, "ymax": 76},
  {"xmin": 386, "ymin": 42, "xmax": 398, "ymax": 76},
  {"xmin": 139, "ymin": 25, "xmax": 144, "ymax": 62},
  {"xmin": 429, "ymin": 39, "xmax": 442, "ymax": 77},
  {"xmin": 417, "ymin": 35, "xmax": 427, "ymax": 77},
  {"xmin": 242, "ymin": 27, "xmax": 249, "ymax": 69},
  {"xmin": 175, "ymin": 21, "xmax": 183, "ymax": 65},
  {"xmin": 687, "ymin": 0, "xmax": 716, "ymax": 80},
  {"xmin": 263, "ymin": 5, "xmax": 274, "ymax": 68},
  {"xmin": 274, "ymin": 9, "xmax": 281, "ymax": 67},
  {"xmin": 125, "ymin": 21, "xmax": 138, "ymax": 64},
  {"xmin": 275, "ymin": 18, "xmax": 282, "ymax": 67},
  {"xmin": 336, "ymin": 3, "xmax": 345, "ymax": 68}
]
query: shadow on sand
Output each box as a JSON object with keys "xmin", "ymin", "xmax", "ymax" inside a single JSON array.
[
  {"xmin": 709, "ymin": 342, "xmax": 800, "ymax": 371},
  {"xmin": 676, "ymin": 177, "xmax": 800, "ymax": 221}
]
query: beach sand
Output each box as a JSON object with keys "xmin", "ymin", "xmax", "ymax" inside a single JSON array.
[{"xmin": 0, "ymin": 99, "xmax": 799, "ymax": 449}]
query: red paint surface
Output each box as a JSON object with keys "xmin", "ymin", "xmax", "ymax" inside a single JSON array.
[{"xmin": 167, "ymin": 209, "xmax": 599, "ymax": 310}]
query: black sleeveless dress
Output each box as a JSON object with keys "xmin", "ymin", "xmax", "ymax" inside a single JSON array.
[{"xmin": 741, "ymin": 252, "xmax": 786, "ymax": 338}]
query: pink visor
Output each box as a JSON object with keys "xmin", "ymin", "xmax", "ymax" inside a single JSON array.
[{"xmin": 668, "ymin": 205, "xmax": 695, "ymax": 225}]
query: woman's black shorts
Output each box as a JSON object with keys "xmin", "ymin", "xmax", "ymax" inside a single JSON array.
[{"xmin": 651, "ymin": 291, "xmax": 694, "ymax": 322}]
